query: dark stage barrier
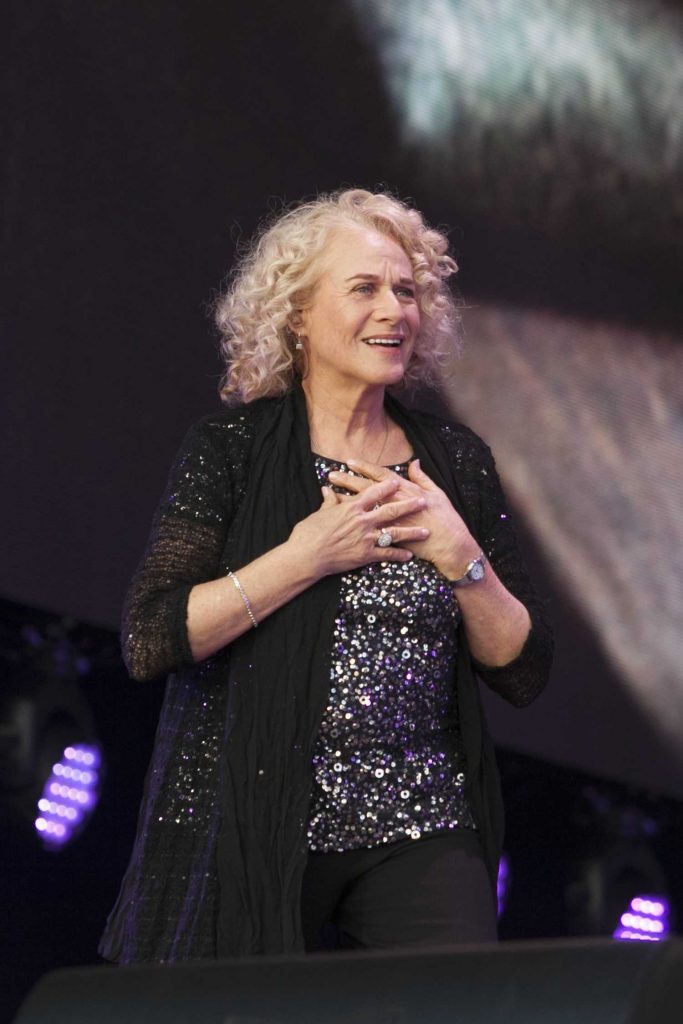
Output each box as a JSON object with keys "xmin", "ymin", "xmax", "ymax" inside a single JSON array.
[{"xmin": 13, "ymin": 938, "xmax": 683, "ymax": 1024}]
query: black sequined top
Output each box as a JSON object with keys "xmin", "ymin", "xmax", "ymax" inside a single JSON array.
[
  {"xmin": 100, "ymin": 399, "xmax": 553, "ymax": 964},
  {"xmin": 308, "ymin": 457, "xmax": 476, "ymax": 851}
]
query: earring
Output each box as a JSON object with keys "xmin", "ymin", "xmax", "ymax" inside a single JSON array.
[{"xmin": 295, "ymin": 335, "xmax": 303, "ymax": 350}]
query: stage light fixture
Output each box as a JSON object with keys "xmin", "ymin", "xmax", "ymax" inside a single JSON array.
[
  {"xmin": 0, "ymin": 617, "xmax": 103, "ymax": 850},
  {"xmin": 614, "ymin": 894, "xmax": 671, "ymax": 943},
  {"xmin": 564, "ymin": 786, "xmax": 671, "ymax": 939},
  {"xmin": 34, "ymin": 742, "xmax": 102, "ymax": 848},
  {"xmin": 497, "ymin": 851, "xmax": 511, "ymax": 918}
]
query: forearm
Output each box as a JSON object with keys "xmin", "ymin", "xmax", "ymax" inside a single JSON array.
[
  {"xmin": 187, "ymin": 539, "xmax": 320, "ymax": 662},
  {"xmin": 454, "ymin": 566, "xmax": 532, "ymax": 667},
  {"xmin": 436, "ymin": 527, "xmax": 552, "ymax": 706},
  {"xmin": 434, "ymin": 523, "xmax": 531, "ymax": 668}
]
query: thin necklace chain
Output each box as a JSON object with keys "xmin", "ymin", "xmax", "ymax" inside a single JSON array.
[
  {"xmin": 307, "ymin": 402, "xmax": 390, "ymax": 464},
  {"xmin": 373, "ymin": 412, "xmax": 390, "ymax": 465}
]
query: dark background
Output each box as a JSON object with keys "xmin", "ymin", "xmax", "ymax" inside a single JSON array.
[
  {"xmin": 2, "ymin": 1, "xmax": 682, "ymax": 1017},
  {"xmin": 4, "ymin": 0, "xmax": 682, "ymax": 792}
]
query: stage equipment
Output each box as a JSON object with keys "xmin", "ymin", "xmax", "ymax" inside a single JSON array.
[
  {"xmin": 614, "ymin": 894, "xmax": 670, "ymax": 943},
  {"xmin": 0, "ymin": 617, "xmax": 103, "ymax": 848},
  {"xmin": 564, "ymin": 785, "xmax": 671, "ymax": 940},
  {"xmin": 496, "ymin": 851, "xmax": 510, "ymax": 918},
  {"xmin": 13, "ymin": 938, "xmax": 683, "ymax": 1024}
]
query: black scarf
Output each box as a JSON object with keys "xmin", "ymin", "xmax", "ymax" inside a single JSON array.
[{"xmin": 216, "ymin": 385, "xmax": 503, "ymax": 956}]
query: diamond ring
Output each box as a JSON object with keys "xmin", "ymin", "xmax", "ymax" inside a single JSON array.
[{"xmin": 377, "ymin": 529, "xmax": 393, "ymax": 548}]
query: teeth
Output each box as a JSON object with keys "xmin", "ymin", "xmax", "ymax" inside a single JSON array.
[{"xmin": 364, "ymin": 338, "xmax": 402, "ymax": 346}]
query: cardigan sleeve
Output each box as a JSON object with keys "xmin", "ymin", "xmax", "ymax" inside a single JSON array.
[
  {"xmin": 455, "ymin": 429, "xmax": 554, "ymax": 707},
  {"xmin": 121, "ymin": 416, "xmax": 239, "ymax": 682}
]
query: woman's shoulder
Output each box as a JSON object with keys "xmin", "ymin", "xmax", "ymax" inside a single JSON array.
[
  {"xmin": 164, "ymin": 399, "xmax": 280, "ymax": 490},
  {"xmin": 404, "ymin": 403, "xmax": 494, "ymax": 462},
  {"xmin": 194, "ymin": 396, "xmax": 279, "ymax": 428},
  {"xmin": 185, "ymin": 397, "xmax": 280, "ymax": 445}
]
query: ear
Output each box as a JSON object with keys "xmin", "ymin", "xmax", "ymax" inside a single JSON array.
[{"xmin": 288, "ymin": 310, "xmax": 304, "ymax": 334}]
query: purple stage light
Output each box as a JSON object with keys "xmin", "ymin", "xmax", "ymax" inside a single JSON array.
[
  {"xmin": 34, "ymin": 743, "xmax": 102, "ymax": 849},
  {"xmin": 613, "ymin": 894, "xmax": 670, "ymax": 943},
  {"xmin": 497, "ymin": 852, "xmax": 511, "ymax": 918}
]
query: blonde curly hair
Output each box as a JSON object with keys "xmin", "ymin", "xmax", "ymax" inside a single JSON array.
[{"xmin": 215, "ymin": 189, "xmax": 461, "ymax": 404}]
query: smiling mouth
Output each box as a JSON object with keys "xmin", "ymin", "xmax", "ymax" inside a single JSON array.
[{"xmin": 363, "ymin": 337, "xmax": 404, "ymax": 347}]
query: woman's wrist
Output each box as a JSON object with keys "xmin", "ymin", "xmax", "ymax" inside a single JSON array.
[
  {"xmin": 280, "ymin": 534, "xmax": 327, "ymax": 586},
  {"xmin": 435, "ymin": 537, "xmax": 483, "ymax": 582}
]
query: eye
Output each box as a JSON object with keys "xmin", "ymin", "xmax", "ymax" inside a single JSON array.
[
  {"xmin": 395, "ymin": 285, "xmax": 416, "ymax": 299},
  {"xmin": 353, "ymin": 282, "xmax": 375, "ymax": 294}
]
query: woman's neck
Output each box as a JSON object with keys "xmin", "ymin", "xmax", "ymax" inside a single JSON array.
[{"xmin": 302, "ymin": 379, "xmax": 410, "ymax": 465}]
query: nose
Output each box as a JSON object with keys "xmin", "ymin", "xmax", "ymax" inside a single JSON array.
[{"xmin": 375, "ymin": 285, "xmax": 403, "ymax": 322}]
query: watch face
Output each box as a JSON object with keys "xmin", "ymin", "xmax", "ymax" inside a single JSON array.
[{"xmin": 469, "ymin": 561, "xmax": 486, "ymax": 581}]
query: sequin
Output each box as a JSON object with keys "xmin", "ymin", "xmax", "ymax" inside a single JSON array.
[
  {"xmin": 307, "ymin": 456, "xmax": 476, "ymax": 852},
  {"xmin": 105, "ymin": 404, "xmax": 553, "ymax": 963}
]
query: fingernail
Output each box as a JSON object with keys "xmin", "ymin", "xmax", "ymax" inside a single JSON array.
[{"xmin": 414, "ymin": 459, "xmax": 421, "ymax": 469}]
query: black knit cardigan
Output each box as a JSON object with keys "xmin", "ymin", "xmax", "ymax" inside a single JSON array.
[{"xmin": 100, "ymin": 390, "xmax": 553, "ymax": 963}]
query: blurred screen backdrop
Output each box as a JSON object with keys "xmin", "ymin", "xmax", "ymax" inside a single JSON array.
[{"xmin": 3, "ymin": 0, "xmax": 682, "ymax": 795}]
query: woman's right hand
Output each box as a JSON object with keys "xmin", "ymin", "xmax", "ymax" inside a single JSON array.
[{"xmin": 287, "ymin": 477, "xmax": 430, "ymax": 579}]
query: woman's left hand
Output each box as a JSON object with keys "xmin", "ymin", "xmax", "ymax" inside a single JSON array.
[
  {"xmin": 330, "ymin": 456, "xmax": 533, "ymax": 668},
  {"xmin": 327, "ymin": 457, "xmax": 480, "ymax": 580}
]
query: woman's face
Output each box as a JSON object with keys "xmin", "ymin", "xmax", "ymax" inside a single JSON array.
[{"xmin": 297, "ymin": 224, "xmax": 420, "ymax": 396}]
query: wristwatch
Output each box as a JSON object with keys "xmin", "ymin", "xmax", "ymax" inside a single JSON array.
[{"xmin": 450, "ymin": 550, "xmax": 487, "ymax": 588}]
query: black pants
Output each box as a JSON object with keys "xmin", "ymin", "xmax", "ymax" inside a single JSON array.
[{"xmin": 301, "ymin": 829, "xmax": 497, "ymax": 952}]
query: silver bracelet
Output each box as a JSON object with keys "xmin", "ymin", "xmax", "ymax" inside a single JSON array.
[{"xmin": 228, "ymin": 571, "xmax": 258, "ymax": 628}]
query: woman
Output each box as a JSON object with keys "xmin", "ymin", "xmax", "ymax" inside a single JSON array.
[{"xmin": 100, "ymin": 189, "xmax": 553, "ymax": 962}]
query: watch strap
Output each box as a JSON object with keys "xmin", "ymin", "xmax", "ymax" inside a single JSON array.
[{"xmin": 450, "ymin": 550, "xmax": 487, "ymax": 588}]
